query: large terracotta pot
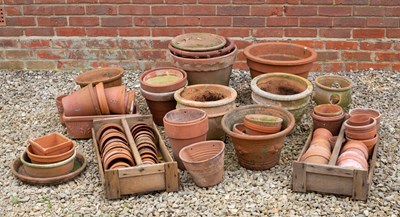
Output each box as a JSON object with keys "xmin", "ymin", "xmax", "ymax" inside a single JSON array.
[
  {"xmin": 168, "ymin": 45, "xmax": 237, "ymax": 86},
  {"xmin": 243, "ymin": 42, "xmax": 317, "ymax": 79},
  {"xmin": 251, "ymin": 73, "xmax": 313, "ymax": 124},
  {"xmin": 174, "ymin": 84, "xmax": 237, "ymax": 140},
  {"xmin": 163, "ymin": 108, "xmax": 209, "ymax": 170},
  {"xmin": 75, "ymin": 67, "xmax": 124, "ymax": 88},
  {"xmin": 313, "ymin": 75, "xmax": 353, "ymax": 110},
  {"xmin": 221, "ymin": 105, "xmax": 295, "ymax": 170},
  {"xmin": 179, "ymin": 140, "xmax": 225, "ymax": 187},
  {"xmin": 104, "ymin": 85, "xmax": 126, "ymax": 114}
]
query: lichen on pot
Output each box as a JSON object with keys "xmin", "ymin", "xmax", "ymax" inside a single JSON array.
[{"xmin": 313, "ymin": 75, "xmax": 353, "ymax": 110}]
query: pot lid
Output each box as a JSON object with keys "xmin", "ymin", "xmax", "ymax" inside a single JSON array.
[{"xmin": 171, "ymin": 33, "xmax": 227, "ymax": 52}]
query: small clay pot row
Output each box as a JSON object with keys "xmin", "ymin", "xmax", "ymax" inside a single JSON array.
[
  {"xmin": 62, "ymin": 83, "xmax": 135, "ymax": 117},
  {"xmin": 344, "ymin": 114, "xmax": 379, "ymax": 156},
  {"xmin": 233, "ymin": 114, "xmax": 283, "ymax": 136},
  {"xmin": 96, "ymin": 123, "xmax": 135, "ymax": 170},
  {"xmin": 311, "ymin": 104, "xmax": 345, "ymax": 136},
  {"xmin": 130, "ymin": 122, "xmax": 159, "ymax": 165},
  {"xmin": 301, "ymin": 128, "xmax": 333, "ymax": 164},
  {"xmin": 336, "ymin": 140, "xmax": 369, "ymax": 169}
]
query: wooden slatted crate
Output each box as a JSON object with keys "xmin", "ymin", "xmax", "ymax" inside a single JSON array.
[
  {"xmin": 92, "ymin": 115, "xmax": 179, "ymax": 199},
  {"xmin": 292, "ymin": 124, "xmax": 379, "ymax": 201}
]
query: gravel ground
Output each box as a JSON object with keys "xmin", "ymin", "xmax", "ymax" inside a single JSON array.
[{"xmin": 0, "ymin": 69, "xmax": 399, "ymax": 216}]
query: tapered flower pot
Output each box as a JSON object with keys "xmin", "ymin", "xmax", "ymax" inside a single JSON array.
[
  {"xmin": 251, "ymin": 73, "xmax": 313, "ymax": 124},
  {"xmin": 174, "ymin": 84, "xmax": 237, "ymax": 140},
  {"xmin": 311, "ymin": 110, "xmax": 345, "ymax": 136},
  {"xmin": 141, "ymin": 88, "xmax": 178, "ymax": 126},
  {"xmin": 104, "ymin": 85, "xmax": 126, "ymax": 114},
  {"xmin": 179, "ymin": 140, "xmax": 225, "ymax": 187},
  {"xmin": 313, "ymin": 75, "xmax": 353, "ymax": 110},
  {"xmin": 62, "ymin": 84, "xmax": 101, "ymax": 116},
  {"xmin": 163, "ymin": 108, "xmax": 209, "ymax": 170},
  {"xmin": 244, "ymin": 42, "xmax": 317, "ymax": 79},
  {"xmin": 221, "ymin": 105, "xmax": 295, "ymax": 170},
  {"xmin": 349, "ymin": 108, "xmax": 381, "ymax": 129},
  {"xmin": 140, "ymin": 67, "xmax": 187, "ymax": 93},
  {"xmin": 75, "ymin": 67, "xmax": 124, "ymax": 88}
]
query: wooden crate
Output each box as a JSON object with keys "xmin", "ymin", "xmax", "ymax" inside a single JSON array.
[
  {"xmin": 92, "ymin": 115, "xmax": 179, "ymax": 199},
  {"xmin": 292, "ymin": 124, "xmax": 379, "ymax": 201}
]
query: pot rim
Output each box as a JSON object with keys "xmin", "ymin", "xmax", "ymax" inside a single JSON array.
[
  {"xmin": 171, "ymin": 33, "xmax": 227, "ymax": 51},
  {"xmin": 179, "ymin": 140, "xmax": 225, "ymax": 164},
  {"xmin": 349, "ymin": 108, "xmax": 381, "ymax": 119},
  {"xmin": 243, "ymin": 42, "xmax": 317, "ymax": 66},
  {"xmin": 163, "ymin": 108, "xmax": 208, "ymax": 125},
  {"xmin": 140, "ymin": 67, "xmax": 187, "ymax": 89},
  {"xmin": 174, "ymin": 84, "xmax": 237, "ymax": 108},
  {"xmin": 311, "ymin": 110, "xmax": 346, "ymax": 121},
  {"xmin": 250, "ymin": 72, "xmax": 313, "ymax": 101},
  {"xmin": 21, "ymin": 149, "xmax": 76, "ymax": 168},
  {"xmin": 75, "ymin": 67, "xmax": 124, "ymax": 86},
  {"xmin": 168, "ymin": 45, "xmax": 238, "ymax": 64},
  {"xmin": 27, "ymin": 142, "xmax": 76, "ymax": 160},
  {"xmin": 344, "ymin": 117, "xmax": 377, "ymax": 131},
  {"xmin": 315, "ymin": 75, "xmax": 353, "ymax": 91},
  {"xmin": 221, "ymin": 105, "xmax": 295, "ymax": 140}
]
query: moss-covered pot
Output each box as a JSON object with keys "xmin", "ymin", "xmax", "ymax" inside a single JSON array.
[{"xmin": 313, "ymin": 75, "xmax": 353, "ymax": 110}]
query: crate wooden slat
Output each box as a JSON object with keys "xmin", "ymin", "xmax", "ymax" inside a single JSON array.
[
  {"xmin": 92, "ymin": 115, "xmax": 179, "ymax": 199},
  {"xmin": 292, "ymin": 124, "xmax": 379, "ymax": 201}
]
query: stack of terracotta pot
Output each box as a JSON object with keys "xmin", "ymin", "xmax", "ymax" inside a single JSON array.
[
  {"xmin": 130, "ymin": 122, "xmax": 159, "ymax": 165},
  {"xmin": 97, "ymin": 123, "xmax": 135, "ymax": 170},
  {"xmin": 301, "ymin": 128, "xmax": 333, "ymax": 164},
  {"xmin": 168, "ymin": 33, "xmax": 237, "ymax": 86},
  {"xmin": 311, "ymin": 104, "xmax": 345, "ymax": 136},
  {"xmin": 140, "ymin": 67, "xmax": 187, "ymax": 126},
  {"xmin": 239, "ymin": 114, "xmax": 283, "ymax": 135},
  {"xmin": 344, "ymin": 114, "xmax": 379, "ymax": 155},
  {"xmin": 337, "ymin": 140, "xmax": 369, "ymax": 169},
  {"xmin": 21, "ymin": 132, "xmax": 77, "ymax": 178},
  {"xmin": 62, "ymin": 83, "xmax": 136, "ymax": 117}
]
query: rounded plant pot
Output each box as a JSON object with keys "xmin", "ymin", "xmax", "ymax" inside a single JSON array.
[
  {"xmin": 251, "ymin": 73, "xmax": 313, "ymax": 124},
  {"xmin": 174, "ymin": 84, "xmax": 237, "ymax": 140},
  {"xmin": 104, "ymin": 85, "xmax": 126, "ymax": 114},
  {"xmin": 243, "ymin": 42, "xmax": 317, "ymax": 79},
  {"xmin": 349, "ymin": 108, "xmax": 381, "ymax": 129},
  {"xmin": 164, "ymin": 108, "xmax": 209, "ymax": 170},
  {"xmin": 27, "ymin": 142, "xmax": 75, "ymax": 164},
  {"xmin": 221, "ymin": 105, "xmax": 295, "ymax": 170},
  {"xmin": 56, "ymin": 94, "xmax": 68, "ymax": 125},
  {"xmin": 344, "ymin": 118, "xmax": 377, "ymax": 133},
  {"xmin": 179, "ymin": 140, "xmax": 225, "ymax": 187},
  {"xmin": 313, "ymin": 75, "xmax": 353, "ymax": 110},
  {"xmin": 313, "ymin": 104, "xmax": 343, "ymax": 117},
  {"xmin": 140, "ymin": 67, "xmax": 187, "ymax": 93},
  {"xmin": 75, "ymin": 67, "xmax": 124, "ymax": 88},
  {"xmin": 62, "ymin": 84, "xmax": 101, "ymax": 116},
  {"xmin": 168, "ymin": 45, "xmax": 237, "ymax": 86},
  {"xmin": 141, "ymin": 88, "xmax": 178, "ymax": 126},
  {"xmin": 311, "ymin": 110, "xmax": 345, "ymax": 136},
  {"xmin": 168, "ymin": 38, "xmax": 235, "ymax": 59}
]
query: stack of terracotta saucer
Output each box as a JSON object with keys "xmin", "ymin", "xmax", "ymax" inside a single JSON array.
[
  {"xmin": 336, "ymin": 140, "xmax": 369, "ymax": 169},
  {"xmin": 96, "ymin": 123, "xmax": 135, "ymax": 170},
  {"xmin": 233, "ymin": 114, "xmax": 283, "ymax": 136},
  {"xmin": 130, "ymin": 122, "xmax": 159, "ymax": 165}
]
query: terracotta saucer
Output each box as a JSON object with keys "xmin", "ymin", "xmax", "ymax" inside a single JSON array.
[{"xmin": 171, "ymin": 33, "xmax": 226, "ymax": 52}]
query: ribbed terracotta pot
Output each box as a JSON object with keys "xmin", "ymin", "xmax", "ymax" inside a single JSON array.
[
  {"xmin": 75, "ymin": 67, "xmax": 124, "ymax": 88},
  {"xmin": 313, "ymin": 75, "xmax": 353, "ymax": 110},
  {"xmin": 174, "ymin": 84, "xmax": 237, "ymax": 140},
  {"xmin": 311, "ymin": 110, "xmax": 345, "ymax": 136},
  {"xmin": 179, "ymin": 140, "xmax": 225, "ymax": 187},
  {"xmin": 62, "ymin": 84, "xmax": 101, "ymax": 116},
  {"xmin": 251, "ymin": 73, "xmax": 313, "ymax": 124},
  {"xmin": 163, "ymin": 108, "xmax": 209, "ymax": 170},
  {"xmin": 221, "ymin": 105, "xmax": 295, "ymax": 170},
  {"xmin": 243, "ymin": 42, "xmax": 317, "ymax": 79}
]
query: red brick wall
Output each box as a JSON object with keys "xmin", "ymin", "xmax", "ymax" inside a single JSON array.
[{"xmin": 1, "ymin": 0, "xmax": 399, "ymax": 72}]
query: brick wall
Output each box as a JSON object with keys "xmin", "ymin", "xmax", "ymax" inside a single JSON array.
[{"xmin": 0, "ymin": 0, "xmax": 399, "ymax": 72}]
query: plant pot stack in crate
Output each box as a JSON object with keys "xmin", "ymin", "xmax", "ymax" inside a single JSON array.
[
  {"xmin": 300, "ymin": 128, "xmax": 333, "ymax": 164},
  {"xmin": 168, "ymin": 33, "xmax": 237, "ymax": 86},
  {"xmin": 344, "ymin": 115, "xmax": 379, "ymax": 156},
  {"xmin": 311, "ymin": 104, "xmax": 345, "ymax": 136},
  {"xmin": 130, "ymin": 122, "xmax": 160, "ymax": 165},
  {"xmin": 336, "ymin": 140, "xmax": 369, "ymax": 169}
]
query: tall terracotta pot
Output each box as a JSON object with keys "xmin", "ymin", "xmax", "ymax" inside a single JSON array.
[
  {"xmin": 174, "ymin": 84, "xmax": 237, "ymax": 140},
  {"xmin": 313, "ymin": 75, "xmax": 353, "ymax": 110},
  {"xmin": 221, "ymin": 105, "xmax": 295, "ymax": 170}
]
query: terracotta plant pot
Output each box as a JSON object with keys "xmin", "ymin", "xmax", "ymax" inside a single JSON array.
[
  {"xmin": 27, "ymin": 142, "xmax": 75, "ymax": 164},
  {"xmin": 313, "ymin": 104, "xmax": 343, "ymax": 117},
  {"xmin": 311, "ymin": 110, "xmax": 345, "ymax": 136},
  {"xmin": 313, "ymin": 75, "xmax": 353, "ymax": 110},
  {"xmin": 344, "ymin": 117, "xmax": 377, "ymax": 133},
  {"xmin": 243, "ymin": 118, "xmax": 281, "ymax": 135},
  {"xmin": 94, "ymin": 82, "xmax": 110, "ymax": 115},
  {"xmin": 310, "ymin": 137, "xmax": 331, "ymax": 152},
  {"xmin": 243, "ymin": 42, "xmax": 317, "ymax": 79},
  {"xmin": 221, "ymin": 105, "xmax": 295, "ymax": 170},
  {"xmin": 233, "ymin": 123, "xmax": 246, "ymax": 135},
  {"xmin": 251, "ymin": 73, "xmax": 313, "ymax": 124},
  {"xmin": 347, "ymin": 114, "xmax": 371, "ymax": 126},
  {"xmin": 341, "ymin": 140, "xmax": 369, "ymax": 160},
  {"xmin": 349, "ymin": 108, "xmax": 381, "ymax": 129},
  {"xmin": 62, "ymin": 84, "xmax": 101, "ymax": 116},
  {"xmin": 301, "ymin": 145, "xmax": 331, "ymax": 164},
  {"xmin": 346, "ymin": 134, "xmax": 378, "ymax": 156},
  {"xmin": 104, "ymin": 85, "xmax": 126, "ymax": 114},
  {"xmin": 75, "ymin": 67, "xmax": 124, "ymax": 88},
  {"xmin": 179, "ymin": 140, "xmax": 225, "ymax": 187},
  {"xmin": 163, "ymin": 108, "xmax": 209, "ymax": 170},
  {"xmin": 29, "ymin": 132, "xmax": 73, "ymax": 156},
  {"xmin": 141, "ymin": 88, "xmax": 179, "ymax": 126},
  {"xmin": 244, "ymin": 114, "xmax": 283, "ymax": 127},
  {"xmin": 174, "ymin": 84, "xmax": 237, "ymax": 140},
  {"xmin": 21, "ymin": 149, "xmax": 76, "ymax": 178},
  {"xmin": 168, "ymin": 38, "xmax": 235, "ymax": 59},
  {"xmin": 168, "ymin": 44, "xmax": 237, "ymax": 86},
  {"xmin": 171, "ymin": 33, "xmax": 227, "ymax": 51},
  {"xmin": 140, "ymin": 67, "xmax": 187, "ymax": 93},
  {"xmin": 337, "ymin": 151, "xmax": 368, "ymax": 169},
  {"xmin": 56, "ymin": 94, "xmax": 68, "ymax": 125},
  {"xmin": 313, "ymin": 128, "xmax": 333, "ymax": 141}
]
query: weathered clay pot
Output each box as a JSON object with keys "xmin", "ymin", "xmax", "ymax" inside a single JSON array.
[
  {"xmin": 344, "ymin": 117, "xmax": 377, "ymax": 136},
  {"xmin": 140, "ymin": 67, "xmax": 187, "ymax": 93},
  {"xmin": 94, "ymin": 82, "xmax": 110, "ymax": 115},
  {"xmin": 243, "ymin": 118, "xmax": 281, "ymax": 135},
  {"xmin": 251, "ymin": 73, "xmax": 313, "ymax": 124},
  {"xmin": 29, "ymin": 132, "xmax": 73, "ymax": 156},
  {"xmin": 301, "ymin": 145, "xmax": 331, "ymax": 164},
  {"xmin": 349, "ymin": 108, "xmax": 381, "ymax": 129},
  {"xmin": 221, "ymin": 105, "xmax": 295, "ymax": 170},
  {"xmin": 75, "ymin": 67, "xmax": 124, "ymax": 88},
  {"xmin": 56, "ymin": 94, "xmax": 68, "ymax": 125},
  {"xmin": 346, "ymin": 134, "xmax": 378, "ymax": 156},
  {"xmin": 179, "ymin": 140, "xmax": 225, "ymax": 187},
  {"xmin": 310, "ymin": 137, "xmax": 331, "ymax": 152},
  {"xmin": 62, "ymin": 84, "xmax": 101, "ymax": 116},
  {"xmin": 347, "ymin": 114, "xmax": 371, "ymax": 126},
  {"xmin": 168, "ymin": 37, "xmax": 235, "ymax": 59},
  {"xmin": 168, "ymin": 45, "xmax": 237, "ymax": 86},
  {"xmin": 164, "ymin": 108, "xmax": 208, "ymax": 170},
  {"xmin": 104, "ymin": 85, "xmax": 126, "ymax": 114},
  {"xmin": 27, "ymin": 142, "xmax": 75, "ymax": 164},
  {"xmin": 311, "ymin": 110, "xmax": 345, "ymax": 136},
  {"xmin": 171, "ymin": 33, "xmax": 227, "ymax": 51},
  {"xmin": 243, "ymin": 42, "xmax": 317, "ymax": 79},
  {"xmin": 141, "ymin": 88, "xmax": 178, "ymax": 126},
  {"xmin": 313, "ymin": 75, "xmax": 353, "ymax": 110},
  {"xmin": 175, "ymin": 84, "xmax": 237, "ymax": 140},
  {"xmin": 313, "ymin": 104, "xmax": 343, "ymax": 117},
  {"xmin": 313, "ymin": 128, "xmax": 333, "ymax": 141}
]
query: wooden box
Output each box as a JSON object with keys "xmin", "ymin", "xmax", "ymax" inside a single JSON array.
[
  {"xmin": 92, "ymin": 115, "xmax": 179, "ymax": 199},
  {"xmin": 292, "ymin": 124, "xmax": 379, "ymax": 201}
]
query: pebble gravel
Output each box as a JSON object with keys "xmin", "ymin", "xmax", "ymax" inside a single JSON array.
[{"xmin": 0, "ymin": 69, "xmax": 399, "ymax": 216}]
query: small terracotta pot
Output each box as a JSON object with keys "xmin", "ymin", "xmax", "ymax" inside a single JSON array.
[
  {"xmin": 349, "ymin": 108, "xmax": 381, "ymax": 129},
  {"xmin": 56, "ymin": 94, "xmax": 68, "ymax": 125},
  {"xmin": 313, "ymin": 128, "xmax": 333, "ymax": 141},
  {"xmin": 140, "ymin": 67, "xmax": 187, "ymax": 93},
  {"xmin": 311, "ymin": 110, "xmax": 345, "ymax": 136},
  {"xmin": 163, "ymin": 108, "xmax": 209, "ymax": 170},
  {"xmin": 29, "ymin": 132, "xmax": 73, "ymax": 156},
  {"xmin": 171, "ymin": 33, "xmax": 227, "ymax": 51},
  {"xmin": 346, "ymin": 134, "xmax": 378, "ymax": 156},
  {"xmin": 62, "ymin": 84, "xmax": 101, "ymax": 116},
  {"xmin": 179, "ymin": 140, "xmax": 225, "ymax": 187},
  {"xmin": 95, "ymin": 82, "xmax": 110, "ymax": 115},
  {"xmin": 233, "ymin": 123, "xmax": 246, "ymax": 134},
  {"xmin": 313, "ymin": 75, "xmax": 353, "ymax": 110},
  {"xmin": 301, "ymin": 145, "xmax": 331, "ymax": 164},
  {"xmin": 313, "ymin": 104, "xmax": 343, "ymax": 117},
  {"xmin": 310, "ymin": 138, "xmax": 331, "ymax": 151},
  {"xmin": 345, "ymin": 127, "xmax": 377, "ymax": 140},
  {"xmin": 344, "ymin": 118, "xmax": 376, "ymax": 132},
  {"xmin": 104, "ymin": 85, "xmax": 126, "ymax": 114},
  {"xmin": 243, "ymin": 118, "xmax": 281, "ymax": 135},
  {"xmin": 337, "ymin": 151, "xmax": 368, "ymax": 169},
  {"xmin": 347, "ymin": 114, "xmax": 371, "ymax": 126},
  {"xmin": 75, "ymin": 67, "xmax": 124, "ymax": 88},
  {"xmin": 341, "ymin": 140, "xmax": 368, "ymax": 160},
  {"xmin": 141, "ymin": 87, "xmax": 178, "ymax": 126},
  {"xmin": 27, "ymin": 142, "xmax": 75, "ymax": 164}
]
